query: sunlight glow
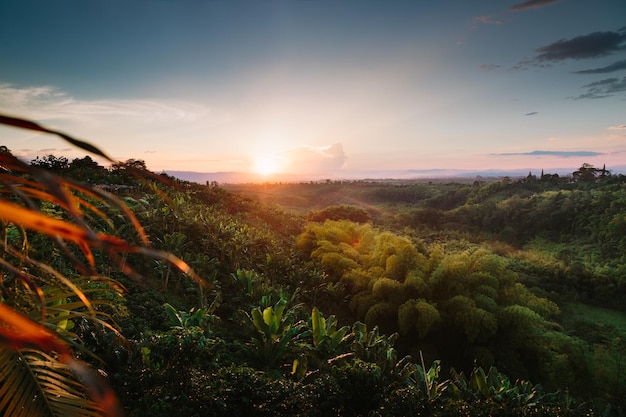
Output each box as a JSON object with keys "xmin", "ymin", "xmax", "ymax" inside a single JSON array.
[{"xmin": 253, "ymin": 154, "xmax": 286, "ymax": 175}]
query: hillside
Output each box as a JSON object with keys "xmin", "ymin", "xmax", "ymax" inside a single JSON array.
[{"xmin": 2, "ymin": 142, "xmax": 625, "ymax": 416}]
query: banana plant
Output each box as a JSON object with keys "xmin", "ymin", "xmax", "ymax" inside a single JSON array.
[
  {"xmin": 413, "ymin": 353, "xmax": 453, "ymax": 401},
  {"xmin": 249, "ymin": 297, "xmax": 309, "ymax": 373},
  {"xmin": 233, "ymin": 269, "xmax": 257, "ymax": 297},
  {"xmin": 308, "ymin": 307, "xmax": 351, "ymax": 367},
  {"xmin": 163, "ymin": 302, "xmax": 215, "ymax": 331},
  {"xmin": 311, "ymin": 307, "xmax": 350, "ymax": 351},
  {"xmin": 450, "ymin": 366, "xmax": 542, "ymax": 406},
  {"xmin": 351, "ymin": 321, "xmax": 398, "ymax": 365},
  {"xmin": 350, "ymin": 321, "xmax": 418, "ymax": 387},
  {"xmin": 232, "ymin": 269, "xmax": 268, "ymax": 306}
]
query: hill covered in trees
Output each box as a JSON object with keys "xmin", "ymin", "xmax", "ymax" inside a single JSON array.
[{"xmin": 2, "ymin": 135, "xmax": 625, "ymax": 416}]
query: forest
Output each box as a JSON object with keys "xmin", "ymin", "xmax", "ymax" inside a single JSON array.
[{"xmin": 1, "ymin": 116, "xmax": 626, "ymax": 416}]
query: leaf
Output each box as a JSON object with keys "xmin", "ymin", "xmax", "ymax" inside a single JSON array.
[
  {"xmin": 1, "ymin": 349, "xmax": 107, "ymax": 417},
  {"xmin": 311, "ymin": 307, "xmax": 323, "ymax": 346},
  {"xmin": 0, "ymin": 113, "xmax": 208, "ymax": 416},
  {"xmin": 263, "ymin": 306, "xmax": 277, "ymax": 335},
  {"xmin": 274, "ymin": 298, "xmax": 287, "ymax": 324},
  {"xmin": 0, "ymin": 305, "xmax": 122, "ymax": 417},
  {"xmin": 471, "ymin": 367, "xmax": 489, "ymax": 399},
  {"xmin": 164, "ymin": 303, "xmax": 184, "ymax": 328},
  {"xmin": 0, "ymin": 114, "xmax": 113, "ymax": 161},
  {"xmin": 251, "ymin": 309, "xmax": 266, "ymax": 334}
]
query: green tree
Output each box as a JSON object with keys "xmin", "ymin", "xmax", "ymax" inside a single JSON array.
[
  {"xmin": 307, "ymin": 205, "xmax": 372, "ymax": 223},
  {"xmin": 31, "ymin": 154, "xmax": 70, "ymax": 172},
  {"xmin": 397, "ymin": 299, "xmax": 440, "ymax": 339},
  {"xmin": 573, "ymin": 162, "xmax": 607, "ymax": 183},
  {"xmin": 68, "ymin": 155, "xmax": 109, "ymax": 183},
  {"xmin": 442, "ymin": 295, "xmax": 498, "ymax": 343}
]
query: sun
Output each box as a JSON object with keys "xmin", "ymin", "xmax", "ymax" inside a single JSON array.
[{"xmin": 253, "ymin": 154, "xmax": 284, "ymax": 175}]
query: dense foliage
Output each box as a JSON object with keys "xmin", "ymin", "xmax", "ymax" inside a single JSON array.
[{"xmin": 2, "ymin": 129, "xmax": 625, "ymax": 417}]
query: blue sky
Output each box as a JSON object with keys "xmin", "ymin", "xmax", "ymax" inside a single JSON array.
[{"xmin": 0, "ymin": 0, "xmax": 625, "ymax": 178}]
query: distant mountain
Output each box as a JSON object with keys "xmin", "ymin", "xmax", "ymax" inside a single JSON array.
[
  {"xmin": 166, "ymin": 165, "xmax": 626, "ymax": 184},
  {"xmin": 163, "ymin": 169, "xmax": 534, "ymax": 184},
  {"xmin": 165, "ymin": 171, "xmax": 259, "ymax": 184},
  {"xmin": 165, "ymin": 171, "xmax": 330, "ymax": 184}
]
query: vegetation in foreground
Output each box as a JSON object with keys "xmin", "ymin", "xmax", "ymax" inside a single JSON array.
[{"xmin": 1, "ymin": 116, "xmax": 625, "ymax": 416}]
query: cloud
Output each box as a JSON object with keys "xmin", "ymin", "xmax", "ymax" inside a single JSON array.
[
  {"xmin": 570, "ymin": 77, "xmax": 626, "ymax": 99},
  {"xmin": 278, "ymin": 143, "xmax": 347, "ymax": 174},
  {"xmin": 494, "ymin": 150, "xmax": 603, "ymax": 157},
  {"xmin": 533, "ymin": 30, "xmax": 626, "ymax": 63},
  {"xmin": 33, "ymin": 148, "xmax": 72, "ymax": 154},
  {"xmin": 12, "ymin": 147, "xmax": 74, "ymax": 161},
  {"xmin": 525, "ymin": 112, "xmax": 538, "ymax": 116},
  {"xmin": 509, "ymin": 0, "xmax": 563, "ymax": 11},
  {"xmin": 480, "ymin": 64, "xmax": 501, "ymax": 72},
  {"xmin": 0, "ymin": 83, "xmax": 215, "ymax": 125},
  {"xmin": 473, "ymin": 15, "xmax": 503, "ymax": 27},
  {"xmin": 574, "ymin": 59, "xmax": 626, "ymax": 74},
  {"xmin": 608, "ymin": 124, "xmax": 626, "ymax": 130}
]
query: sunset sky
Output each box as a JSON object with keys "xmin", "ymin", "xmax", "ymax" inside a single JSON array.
[{"xmin": 0, "ymin": 0, "xmax": 625, "ymax": 179}]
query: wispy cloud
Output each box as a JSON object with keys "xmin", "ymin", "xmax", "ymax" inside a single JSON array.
[
  {"xmin": 480, "ymin": 64, "xmax": 501, "ymax": 72},
  {"xmin": 525, "ymin": 112, "xmax": 538, "ymax": 116},
  {"xmin": 494, "ymin": 150, "xmax": 603, "ymax": 157},
  {"xmin": 0, "ymin": 83, "xmax": 215, "ymax": 124},
  {"xmin": 608, "ymin": 124, "xmax": 626, "ymax": 130},
  {"xmin": 0, "ymin": 83, "xmax": 236, "ymax": 167},
  {"xmin": 570, "ymin": 77, "xmax": 626, "ymax": 99},
  {"xmin": 473, "ymin": 15, "xmax": 503, "ymax": 27},
  {"xmin": 574, "ymin": 59, "xmax": 626, "ymax": 74},
  {"xmin": 509, "ymin": 0, "xmax": 563, "ymax": 12},
  {"xmin": 13, "ymin": 147, "xmax": 73, "ymax": 161}
]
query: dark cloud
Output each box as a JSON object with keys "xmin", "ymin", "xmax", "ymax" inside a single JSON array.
[
  {"xmin": 495, "ymin": 150, "xmax": 603, "ymax": 157},
  {"xmin": 509, "ymin": 0, "xmax": 563, "ymax": 11},
  {"xmin": 534, "ymin": 30, "xmax": 626, "ymax": 63},
  {"xmin": 574, "ymin": 59, "xmax": 626, "ymax": 74},
  {"xmin": 570, "ymin": 77, "xmax": 626, "ymax": 99},
  {"xmin": 525, "ymin": 112, "xmax": 538, "ymax": 116}
]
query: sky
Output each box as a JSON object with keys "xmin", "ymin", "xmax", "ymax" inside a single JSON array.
[{"xmin": 0, "ymin": 0, "xmax": 625, "ymax": 179}]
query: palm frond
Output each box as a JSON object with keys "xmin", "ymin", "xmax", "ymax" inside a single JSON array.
[
  {"xmin": 0, "ymin": 299, "xmax": 123, "ymax": 417},
  {"xmin": 0, "ymin": 348, "xmax": 105, "ymax": 417}
]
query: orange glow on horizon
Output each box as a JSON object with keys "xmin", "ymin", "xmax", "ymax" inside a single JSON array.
[{"xmin": 253, "ymin": 154, "xmax": 287, "ymax": 175}]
